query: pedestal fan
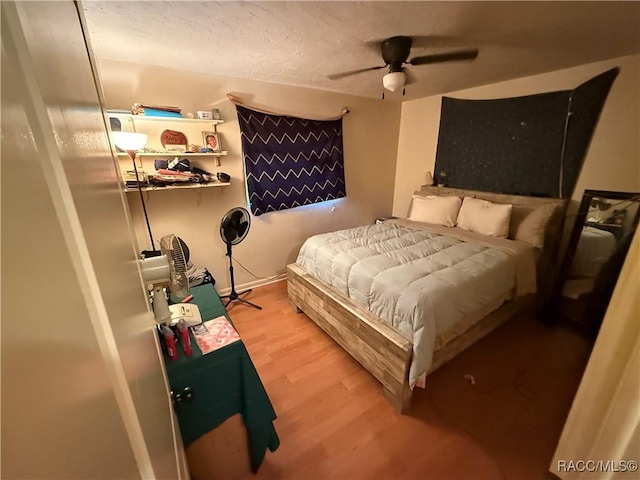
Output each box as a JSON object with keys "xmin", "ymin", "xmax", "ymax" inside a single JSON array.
[{"xmin": 219, "ymin": 207, "xmax": 262, "ymax": 310}]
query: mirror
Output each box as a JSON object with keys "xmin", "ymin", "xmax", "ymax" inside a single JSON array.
[{"xmin": 553, "ymin": 189, "xmax": 640, "ymax": 334}]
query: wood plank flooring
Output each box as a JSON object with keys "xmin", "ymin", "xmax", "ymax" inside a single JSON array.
[{"xmin": 215, "ymin": 280, "xmax": 593, "ymax": 480}]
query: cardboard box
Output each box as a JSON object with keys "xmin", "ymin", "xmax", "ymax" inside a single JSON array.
[{"xmin": 196, "ymin": 110, "xmax": 213, "ymax": 120}]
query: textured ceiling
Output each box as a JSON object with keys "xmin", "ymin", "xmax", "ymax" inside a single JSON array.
[{"xmin": 83, "ymin": 1, "xmax": 640, "ymax": 102}]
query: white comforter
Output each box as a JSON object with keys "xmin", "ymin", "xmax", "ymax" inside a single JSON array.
[{"xmin": 296, "ymin": 220, "xmax": 537, "ymax": 388}]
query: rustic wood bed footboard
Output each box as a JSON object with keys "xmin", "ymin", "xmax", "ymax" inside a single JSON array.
[
  {"xmin": 287, "ymin": 263, "xmax": 536, "ymax": 413},
  {"xmin": 287, "ymin": 263, "xmax": 414, "ymax": 412}
]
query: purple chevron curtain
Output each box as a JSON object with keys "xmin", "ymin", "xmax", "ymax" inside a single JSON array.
[{"xmin": 236, "ymin": 105, "xmax": 346, "ymax": 216}]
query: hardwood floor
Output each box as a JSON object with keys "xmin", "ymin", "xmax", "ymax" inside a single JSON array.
[{"xmin": 219, "ymin": 280, "xmax": 593, "ymax": 480}]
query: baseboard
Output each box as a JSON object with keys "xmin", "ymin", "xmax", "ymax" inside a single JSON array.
[{"xmin": 215, "ymin": 274, "xmax": 287, "ymax": 296}]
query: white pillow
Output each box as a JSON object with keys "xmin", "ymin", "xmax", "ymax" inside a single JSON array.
[
  {"xmin": 408, "ymin": 195, "xmax": 462, "ymax": 227},
  {"xmin": 456, "ymin": 197, "xmax": 512, "ymax": 238}
]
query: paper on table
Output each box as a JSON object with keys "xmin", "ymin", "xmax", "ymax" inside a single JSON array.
[{"xmin": 191, "ymin": 316, "xmax": 241, "ymax": 354}]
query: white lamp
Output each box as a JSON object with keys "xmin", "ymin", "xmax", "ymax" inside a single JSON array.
[
  {"xmin": 111, "ymin": 131, "xmax": 157, "ymax": 253},
  {"xmin": 382, "ymin": 71, "xmax": 406, "ymax": 92},
  {"xmin": 112, "ymin": 131, "xmax": 148, "ymax": 154}
]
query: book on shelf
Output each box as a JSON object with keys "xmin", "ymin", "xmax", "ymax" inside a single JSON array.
[
  {"xmin": 132, "ymin": 103, "xmax": 183, "ymax": 117},
  {"xmin": 191, "ymin": 316, "xmax": 240, "ymax": 354}
]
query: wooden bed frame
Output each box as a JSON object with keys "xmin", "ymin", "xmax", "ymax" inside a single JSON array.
[{"xmin": 287, "ymin": 186, "xmax": 567, "ymax": 413}]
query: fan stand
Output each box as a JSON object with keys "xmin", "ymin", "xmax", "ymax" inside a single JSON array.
[{"xmin": 219, "ymin": 240, "xmax": 262, "ymax": 310}]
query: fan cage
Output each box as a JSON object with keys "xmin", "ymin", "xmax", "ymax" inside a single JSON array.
[{"xmin": 160, "ymin": 234, "xmax": 190, "ymax": 298}]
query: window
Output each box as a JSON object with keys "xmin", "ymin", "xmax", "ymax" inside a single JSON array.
[{"xmin": 237, "ymin": 105, "xmax": 346, "ymax": 216}]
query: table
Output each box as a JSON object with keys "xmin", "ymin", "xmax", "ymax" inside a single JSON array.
[{"xmin": 163, "ymin": 283, "xmax": 279, "ymax": 472}]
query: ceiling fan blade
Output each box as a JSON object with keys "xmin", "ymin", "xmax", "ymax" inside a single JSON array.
[
  {"xmin": 327, "ymin": 65, "xmax": 387, "ymax": 80},
  {"xmin": 408, "ymin": 35, "xmax": 470, "ymax": 49},
  {"xmin": 409, "ymin": 49, "xmax": 479, "ymax": 66}
]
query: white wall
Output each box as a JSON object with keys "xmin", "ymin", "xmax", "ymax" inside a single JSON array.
[
  {"xmin": 392, "ymin": 55, "xmax": 640, "ymax": 218},
  {"xmin": 98, "ymin": 59, "xmax": 402, "ymax": 292}
]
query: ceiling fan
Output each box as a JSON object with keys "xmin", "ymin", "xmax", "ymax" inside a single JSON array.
[{"xmin": 328, "ymin": 36, "xmax": 479, "ymax": 97}]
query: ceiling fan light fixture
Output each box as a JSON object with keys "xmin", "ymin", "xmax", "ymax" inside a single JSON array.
[{"xmin": 383, "ymin": 71, "xmax": 405, "ymax": 92}]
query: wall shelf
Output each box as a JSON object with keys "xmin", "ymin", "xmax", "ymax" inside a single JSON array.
[
  {"xmin": 108, "ymin": 112, "xmax": 224, "ymax": 126},
  {"xmin": 117, "ymin": 151, "xmax": 228, "ymax": 157},
  {"xmin": 109, "ymin": 110, "xmax": 231, "ymax": 185},
  {"xmin": 125, "ymin": 182, "xmax": 231, "ymax": 193}
]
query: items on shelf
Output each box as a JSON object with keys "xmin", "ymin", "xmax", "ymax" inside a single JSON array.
[
  {"xmin": 108, "ymin": 109, "xmax": 224, "ymax": 123},
  {"xmin": 107, "ymin": 108, "xmax": 228, "ymax": 191},
  {"xmin": 166, "ymin": 158, "xmax": 191, "ymax": 171},
  {"xmin": 202, "ymin": 131, "xmax": 222, "ymax": 152},
  {"xmin": 161, "ymin": 129, "xmax": 188, "ymax": 147},
  {"xmin": 128, "ymin": 158, "xmax": 224, "ymax": 188},
  {"xmin": 190, "ymin": 109, "xmax": 222, "ymax": 120},
  {"xmin": 132, "ymin": 103, "xmax": 183, "ymax": 117},
  {"xmin": 123, "ymin": 170, "xmax": 149, "ymax": 188},
  {"xmin": 216, "ymin": 172, "xmax": 230, "ymax": 183},
  {"xmin": 196, "ymin": 110, "xmax": 212, "ymax": 120},
  {"xmin": 129, "ymin": 147, "xmax": 227, "ymax": 155}
]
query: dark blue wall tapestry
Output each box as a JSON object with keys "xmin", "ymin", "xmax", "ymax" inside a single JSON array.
[
  {"xmin": 433, "ymin": 68, "xmax": 619, "ymax": 198},
  {"xmin": 236, "ymin": 105, "xmax": 346, "ymax": 216}
]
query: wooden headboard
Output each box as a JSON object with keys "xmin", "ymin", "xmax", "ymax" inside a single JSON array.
[{"xmin": 416, "ymin": 185, "xmax": 568, "ymax": 305}]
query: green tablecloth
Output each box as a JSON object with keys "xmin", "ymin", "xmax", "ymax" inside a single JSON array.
[{"xmin": 164, "ymin": 284, "xmax": 279, "ymax": 472}]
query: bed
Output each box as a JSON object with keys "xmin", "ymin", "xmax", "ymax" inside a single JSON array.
[{"xmin": 287, "ymin": 186, "xmax": 567, "ymax": 412}]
